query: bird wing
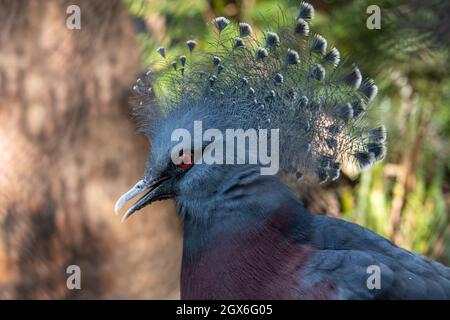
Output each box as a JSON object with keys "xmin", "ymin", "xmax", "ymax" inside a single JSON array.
[{"xmin": 304, "ymin": 215, "xmax": 450, "ymax": 299}]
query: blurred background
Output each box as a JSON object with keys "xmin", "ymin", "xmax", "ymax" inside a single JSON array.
[{"xmin": 0, "ymin": 0, "xmax": 448, "ymax": 299}]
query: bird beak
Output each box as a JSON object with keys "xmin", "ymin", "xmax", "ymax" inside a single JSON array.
[{"xmin": 114, "ymin": 176, "xmax": 171, "ymax": 222}]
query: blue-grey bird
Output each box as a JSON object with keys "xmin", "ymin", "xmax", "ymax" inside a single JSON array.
[{"xmin": 115, "ymin": 2, "xmax": 450, "ymax": 299}]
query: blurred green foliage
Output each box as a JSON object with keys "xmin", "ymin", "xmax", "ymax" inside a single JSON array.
[{"xmin": 124, "ymin": 0, "xmax": 449, "ymax": 263}]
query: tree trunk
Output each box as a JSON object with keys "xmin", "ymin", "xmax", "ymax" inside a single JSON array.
[{"xmin": 0, "ymin": 0, "xmax": 181, "ymax": 299}]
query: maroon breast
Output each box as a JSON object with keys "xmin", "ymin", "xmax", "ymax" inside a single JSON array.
[{"xmin": 181, "ymin": 206, "xmax": 336, "ymax": 299}]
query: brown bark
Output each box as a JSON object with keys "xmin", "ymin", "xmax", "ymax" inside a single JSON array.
[{"xmin": 0, "ymin": 0, "xmax": 181, "ymax": 299}]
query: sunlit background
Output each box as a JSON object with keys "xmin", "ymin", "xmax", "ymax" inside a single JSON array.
[{"xmin": 0, "ymin": 0, "xmax": 448, "ymax": 299}]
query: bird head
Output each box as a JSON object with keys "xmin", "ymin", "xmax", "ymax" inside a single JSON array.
[
  {"xmin": 114, "ymin": 107, "xmax": 204, "ymax": 221},
  {"xmin": 115, "ymin": 1, "xmax": 387, "ymax": 222},
  {"xmin": 114, "ymin": 104, "xmax": 263, "ymax": 221}
]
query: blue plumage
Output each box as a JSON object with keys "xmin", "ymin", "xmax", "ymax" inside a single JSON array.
[{"xmin": 115, "ymin": 2, "xmax": 450, "ymax": 299}]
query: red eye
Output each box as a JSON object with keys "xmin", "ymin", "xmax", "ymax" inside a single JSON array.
[{"xmin": 175, "ymin": 152, "xmax": 193, "ymax": 169}]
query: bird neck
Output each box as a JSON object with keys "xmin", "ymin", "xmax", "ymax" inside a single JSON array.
[{"xmin": 179, "ymin": 168, "xmax": 314, "ymax": 299}]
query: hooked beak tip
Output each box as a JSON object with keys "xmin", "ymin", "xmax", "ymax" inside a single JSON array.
[
  {"xmin": 114, "ymin": 179, "xmax": 147, "ymax": 218},
  {"xmin": 114, "ymin": 199, "xmax": 124, "ymax": 216},
  {"xmin": 114, "ymin": 176, "xmax": 171, "ymax": 222}
]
